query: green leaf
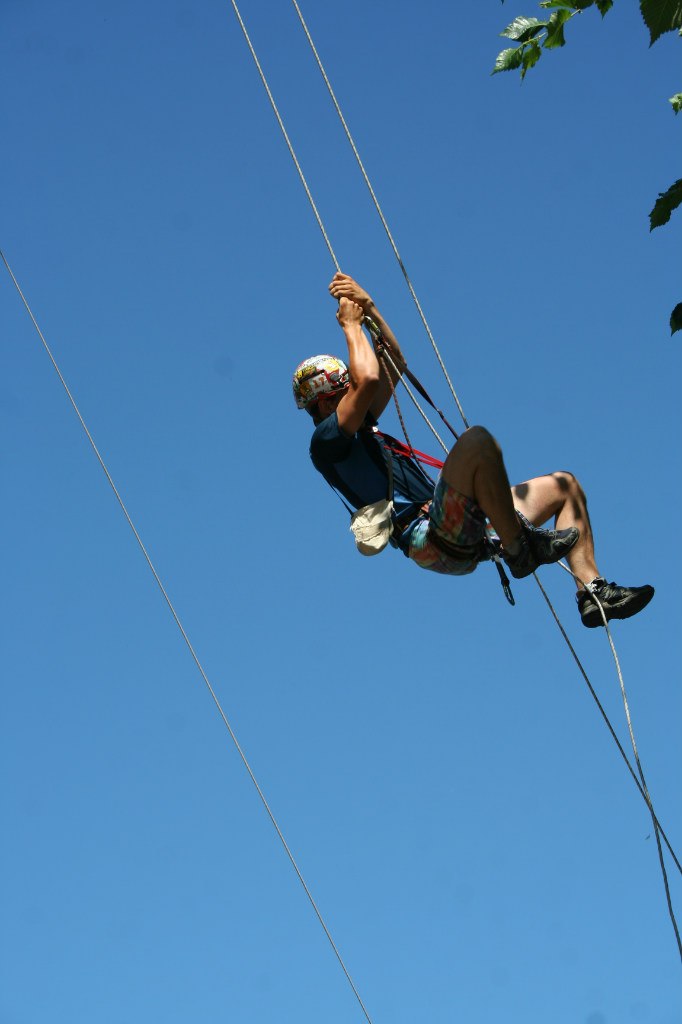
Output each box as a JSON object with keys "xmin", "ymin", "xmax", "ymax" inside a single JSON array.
[
  {"xmin": 670, "ymin": 303, "xmax": 682, "ymax": 335},
  {"xmin": 521, "ymin": 39, "xmax": 543, "ymax": 77},
  {"xmin": 670, "ymin": 93, "xmax": 682, "ymax": 113},
  {"xmin": 501, "ymin": 16, "xmax": 547, "ymax": 41},
  {"xmin": 539, "ymin": 1, "xmax": 578, "ymax": 8},
  {"xmin": 492, "ymin": 46, "xmax": 525, "ymax": 75},
  {"xmin": 594, "ymin": 0, "xmax": 613, "ymax": 14},
  {"xmin": 649, "ymin": 179, "xmax": 682, "ymax": 229},
  {"xmin": 640, "ymin": 0, "xmax": 682, "ymax": 45},
  {"xmin": 544, "ymin": 8, "xmax": 573, "ymax": 47}
]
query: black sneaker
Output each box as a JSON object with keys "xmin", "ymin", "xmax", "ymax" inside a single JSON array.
[
  {"xmin": 503, "ymin": 512, "xmax": 580, "ymax": 580},
  {"xmin": 577, "ymin": 578, "xmax": 655, "ymax": 628}
]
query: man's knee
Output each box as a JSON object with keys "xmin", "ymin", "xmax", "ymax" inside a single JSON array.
[
  {"xmin": 552, "ymin": 471, "xmax": 589, "ymax": 518},
  {"xmin": 552, "ymin": 470, "xmax": 583, "ymax": 496},
  {"xmin": 456, "ymin": 425, "xmax": 501, "ymax": 459},
  {"xmin": 443, "ymin": 425, "xmax": 501, "ymax": 496}
]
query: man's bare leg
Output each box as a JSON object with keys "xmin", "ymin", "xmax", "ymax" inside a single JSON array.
[
  {"xmin": 440, "ymin": 426, "xmax": 522, "ymax": 548},
  {"xmin": 439, "ymin": 427, "xmax": 579, "ymax": 578},
  {"xmin": 442, "ymin": 432, "xmax": 653, "ymax": 623},
  {"xmin": 511, "ymin": 472, "xmax": 598, "ymax": 587}
]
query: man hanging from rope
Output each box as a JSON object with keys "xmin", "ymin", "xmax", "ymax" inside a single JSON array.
[{"xmin": 293, "ymin": 273, "xmax": 654, "ymax": 627}]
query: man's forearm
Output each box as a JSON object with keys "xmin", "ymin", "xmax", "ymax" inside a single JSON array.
[
  {"xmin": 344, "ymin": 321, "xmax": 381, "ymax": 385},
  {"xmin": 327, "ymin": 272, "xmax": 406, "ymax": 385}
]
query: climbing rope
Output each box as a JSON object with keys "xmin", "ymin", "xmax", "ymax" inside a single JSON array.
[
  {"xmin": 227, "ymin": 0, "xmax": 341, "ymax": 272},
  {"xmin": 376, "ymin": 348, "xmax": 436, "ymax": 478},
  {"xmin": 1, "ymin": 248, "xmax": 375, "ymax": 1024},
  {"xmin": 289, "ymin": 0, "xmax": 469, "ymax": 430},
  {"xmin": 367, "ymin": 323, "xmax": 450, "ymax": 457},
  {"xmin": 227, "ymin": 0, "xmax": 468, "ymax": 438},
  {"xmin": 535, "ymin": 565, "xmax": 681, "ymax": 877},
  {"xmin": 552, "ymin": 561, "xmax": 682, "ymax": 955}
]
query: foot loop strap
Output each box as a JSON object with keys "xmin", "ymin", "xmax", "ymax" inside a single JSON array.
[{"xmin": 485, "ymin": 539, "xmax": 515, "ymax": 606}]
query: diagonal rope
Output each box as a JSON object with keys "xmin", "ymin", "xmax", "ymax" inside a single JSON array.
[
  {"xmin": 379, "ymin": 344, "xmax": 449, "ymax": 455},
  {"xmin": 1, "ymin": 248, "xmax": 374, "ymax": 1024},
  {"xmin": 379, "ymin": 308, "xmax": 681, "ymax": 926},
  {"xmin": 289, "ymin": 0, "xmax": 469, "ymax": 431},
  {"xmin": 376, "ymin": 350, "xmax": 436, "ymax": 484},
  {"xmin": 533, "ymin": 568, "xmax": 681, "ymax": 872},
  {"xmin": 534, "ymin": 567, "xmax": 682, "ymax": 958}
]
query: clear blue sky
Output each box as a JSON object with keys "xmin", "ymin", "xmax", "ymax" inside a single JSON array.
[{"xmin": 2, "ymin": 2, "xmax": 680, "ymax": 1022}]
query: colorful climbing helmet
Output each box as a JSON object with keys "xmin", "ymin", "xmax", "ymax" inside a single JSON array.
[{"xmin": 292, "ymin": 354, "xmax": 349, "ymax": 410}]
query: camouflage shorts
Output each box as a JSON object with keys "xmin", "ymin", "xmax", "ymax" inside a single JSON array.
[{"xmin": 408, "ymin": 475, "xmax": 488, "ymax": 576}]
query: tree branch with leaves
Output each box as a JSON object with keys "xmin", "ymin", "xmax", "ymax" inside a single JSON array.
[{"xmin": 492, "ymin": 0, "xmax": 682, "ymax": 334}]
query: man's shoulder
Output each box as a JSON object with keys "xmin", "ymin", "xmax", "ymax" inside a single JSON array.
[
  {"xmin": 310, "ymin": 412, "xmax": 355, "ymax": 464},
  {"xmin": 311, "ymin": 411, "xmax": 355, "ymax": 442}
]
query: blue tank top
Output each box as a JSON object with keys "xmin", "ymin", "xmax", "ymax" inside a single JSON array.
[{"xmin": 309, "ymin": 413, "xmax": 434, "ymax": 518}]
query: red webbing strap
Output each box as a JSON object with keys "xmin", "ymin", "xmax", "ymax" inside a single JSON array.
[{"xmin": 375, "ymin": 430, "xmax": 444, "ymax": 469}]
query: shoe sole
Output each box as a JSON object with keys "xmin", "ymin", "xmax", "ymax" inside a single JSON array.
[{"xmin": 580, "ymin": 586, "xmax": 655, "ymax": 628}]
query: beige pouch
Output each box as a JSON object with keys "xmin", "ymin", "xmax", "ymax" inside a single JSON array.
[{"xmin": 350, "ymin": 499, "xmax": 394, "ymax": 555}]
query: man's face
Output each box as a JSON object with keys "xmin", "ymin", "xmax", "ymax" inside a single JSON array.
[{"xmin": 317, "ymin": 389, "xmax": 346, "ymax": 421}]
